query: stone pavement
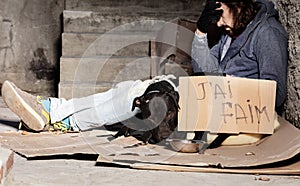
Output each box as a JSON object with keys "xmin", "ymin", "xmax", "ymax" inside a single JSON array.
[{"xmin": 0, "ymin": 97, "xmax": 300, "ymax": 186}]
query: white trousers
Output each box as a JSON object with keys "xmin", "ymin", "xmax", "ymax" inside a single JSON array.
[{"xmin": 48, "ymin": 75, "xmax": 177, "ymax": 130}]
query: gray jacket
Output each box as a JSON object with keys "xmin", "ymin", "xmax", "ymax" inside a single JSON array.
[{"xmin": 191, "ymin": 0, "xmax": 288, "ymax": 108}]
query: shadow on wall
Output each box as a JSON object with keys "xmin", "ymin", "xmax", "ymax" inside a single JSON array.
[{"xmin": 29, "ymin": 48, "xmax": 58, "ymax": 81}]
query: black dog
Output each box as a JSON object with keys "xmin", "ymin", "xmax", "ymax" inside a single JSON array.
[{"xmin": 113, "ymin": 80, "xmax": 180, "ymax": 144}]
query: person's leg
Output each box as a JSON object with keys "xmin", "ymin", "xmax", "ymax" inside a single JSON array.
[
  {"xmin": 50, "ymin": 80, "xmax": 153, "ymax": 130},
  {"xmin": 50, "ymin": 75, "xmax": 178, "ymax": 130},
  {"xmin": 1, "ymin": 80, "xmax": 142, "ymax": 131},
  {"xmin": 1, "ymin": 75, "xmax": 177, "ymax": 132}
]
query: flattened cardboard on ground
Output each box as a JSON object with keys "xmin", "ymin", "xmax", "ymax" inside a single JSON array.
[
  {"xmin": 130, "ymin": 160, "xmax": 300, "ymax": 175},
  {"xmin": 1, "ymin": 116, "xmax": 299, "ymax": 174},
  {"xmin": 96, "ymin": 117, "xmax": 300, "ymax": 174},
  {"xmin": 0, "ymin": 130, "xmax": 112, "ymax": 158},
  {"xmin": 178, "ymin": 76, "xmax": 277, "ymax": 134},
  {"xmin": 0, "ymin": 129, "xmax": 157, "ymax": 159}
]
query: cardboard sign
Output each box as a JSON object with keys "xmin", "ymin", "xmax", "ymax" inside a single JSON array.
[{"xmin": 178, "ymin": 76, "xmax": 277, "ymax": 134}]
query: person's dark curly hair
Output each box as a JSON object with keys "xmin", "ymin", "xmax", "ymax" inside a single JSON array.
[{"xmin": 223, "ymin": 0, "xmax": 257, "ymax": 36}]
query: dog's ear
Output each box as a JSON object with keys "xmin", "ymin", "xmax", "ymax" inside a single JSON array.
[
  {"xmin": 166, "ymin": 91, "xmax": 180, "ymax": 111},
  {"xmin": 131, "ymin": 97, "xmax": 141, "ymax": 111}
]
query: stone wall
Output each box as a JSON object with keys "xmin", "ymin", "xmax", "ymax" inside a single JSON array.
[
  {"xmin": 59, "ymin": 0, "xmax": 203, "ymax": 99},
  {"xmin": 0, "ymin": 0, "xmax": 64, "ymax": 96},
  {"xmin": 272, "ymin": 0, "xmax": 300, "ymax": 128}
]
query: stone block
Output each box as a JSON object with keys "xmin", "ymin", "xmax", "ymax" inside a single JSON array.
[
  {"xmin": 60, "ymin": 57, "xmax": 151, "ymax": 82},
  {"xmin": 65, "ymin": 0, "xmax": 202, "ymax": 13},
  {"xmin": 58, "ymin": 82, "xmax": 111, "ymax": 99},
  {"xmin": 63, "ymin": 11, "xmax": 182, "ymax": 33},
  {"xmin": 62, "ymin": 33, "xmax": 152, "ymax": 57},
  {"xmin": 59, "ymin": 56, "xmax": 151, "ymax": 99}
]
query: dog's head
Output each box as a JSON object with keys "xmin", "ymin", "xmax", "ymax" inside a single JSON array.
[
  {"xmin": 132, "ymin": 80, "xmax": 179, "ymax": 117},
  {"xmin": 133, "ymin": 91, "xmax": 179, "ymax": 118},
  {"xmin": 130, "ymin": 80, "xmax": 180, "ymax": 142}
]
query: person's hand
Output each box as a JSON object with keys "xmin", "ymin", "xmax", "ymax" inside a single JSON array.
[{"xmin": 197, "ymin": 0, "xmax": 223, "ymax": 33}]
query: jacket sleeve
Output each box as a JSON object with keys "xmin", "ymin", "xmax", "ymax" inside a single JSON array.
[
  {"xmin": 191, "ymin": 33, "xmax": 220, "ymax": 73},
  {"xmin": 255, "ymin": 24, "xmax": 288, "ymax": 108}
]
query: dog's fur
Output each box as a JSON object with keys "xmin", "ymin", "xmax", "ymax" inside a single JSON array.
[{"xmin": 113, "ymin": 80, "xmax": 180, "ymax": 144}]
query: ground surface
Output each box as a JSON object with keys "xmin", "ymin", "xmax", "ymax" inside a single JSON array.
[
  {"xmin": 1, "ymin": 97, "xmax": 300, "ymax": 186},
  {"xmin": 4, "ymin": 154, "xmax": 300, "ymax": 186}
]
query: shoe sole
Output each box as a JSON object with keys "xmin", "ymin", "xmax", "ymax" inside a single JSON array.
[{"xmin": 2, "ymin": 81, "xmax": 45, "ymax": 131}]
